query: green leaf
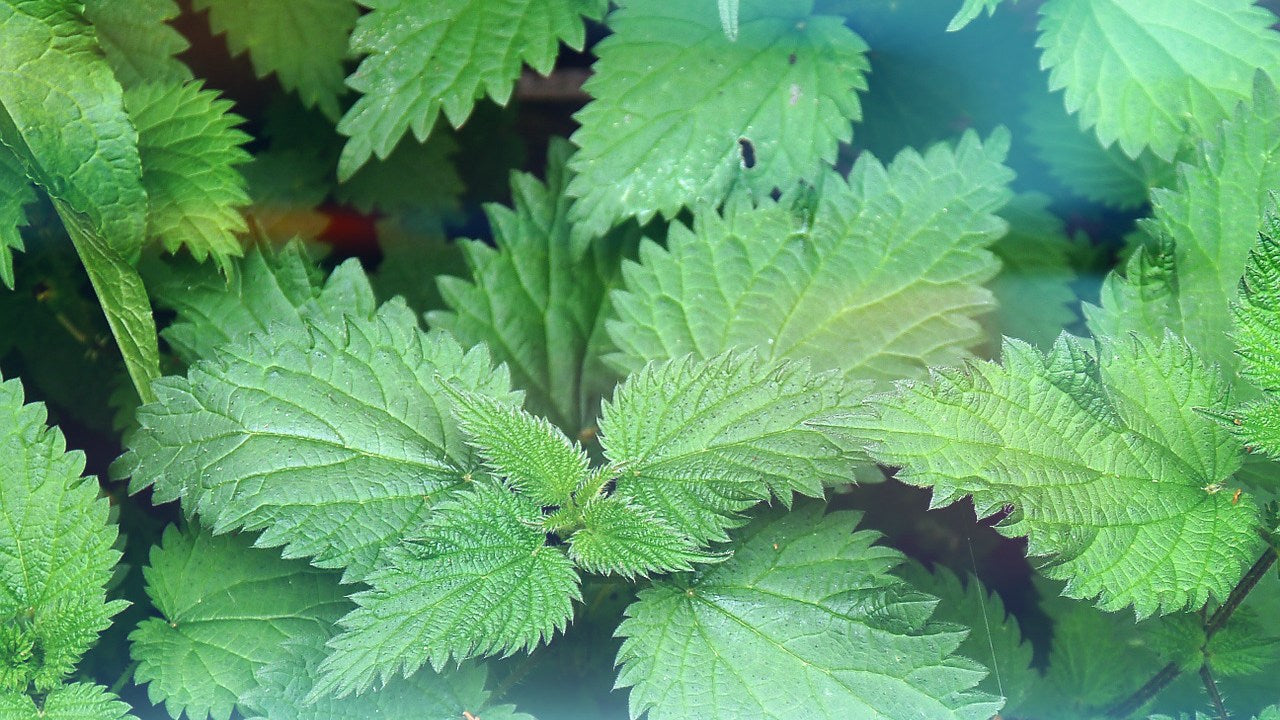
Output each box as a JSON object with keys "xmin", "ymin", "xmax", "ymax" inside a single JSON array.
[
  {"xmin": 129, "ymin": 525, "xmax": 350, "ymax": 720},
  {"xmin": 335, "ymin": 132, "xmax": 463, "ymax": 221},
  {"xmin": 948, "ymin": 0, "xmax": 1010, "ymax": 31},
  {"xmin": 82, "ymin": 0, "xmax": 191, "ymax": 87},
  {"xmin": 244, "ymin": 633, "xmax": 532, "ymax": 720},
  {"xmin": 566, "ymin": 0, "xmax": 869, "ymax": 239},
  {"xmin": 0, "ymin": 144, "xmax": 35, "ymax": 289},
  {"xmin": 1085, "ymin": 76, "xmax": 1280, "ymax": 383},
  {"xmin": 1222, "ymin": 218, "xmax": 1280, "ymax": 458},
  {"xmin": 126, "ymin": 81, "xmax": 252, "ymax": 275},
  {"xmin": 0, "ymin": 375, "xmax": 125, "ymax": 692},
  {"xmin": 148, "ymin": 243, "xmax": 374, "ymax": 365},
  {"xmin": 615, "ymin": 504, "xmax": 1000, "ymax": 720},
  {"xmin": 372, "ymin": 219, "xmax": 466, "ymax": 315},
  {"xmin": 193, "ymin": 0, "xmax": 357, "ymax": 119},
  {"xmin": 599, "ymin": 351, "xmax": 861, "ymax": 544},
  {"xmin": 844, "ymin": 333, "xmax": 1263, "ymax": 617},
  {"xmin": 337, "ymin": 0, "xmax": 605, "ymax": 179},
  {"xmin": 119, "ymin": 299, "xmax": 518, "ymax": 580},
  {"xmin": 567, "ymin": 496, "xmax": 712, "ymax": 578},
  {"xmin": 607, "ymin": 130, "xmax": 1013, "ymax": 382},
  {"xmin": 315, "ymin": 481, "xmax": 581, "ymax": 697},
  {"xmin": 896, "ymin": 563, "xmax": 1037, "ymax": 711},
  {"xmin": 0, "ymin": 684, "xmax": 134, "ymax": 720},
  {"xmin": 445, "ymin": 385, "xmax": 589, "ymax": 507},
  {"xmin": 1036, "ymin": 0, "xmax": 1280, "ymax": 161},
  {"xmin": 431, "ymin": 139, "xmax": 638, "ymax": 433},
  {"xmin": 988, "ymin": 193, "xmax": 1079, "ymax": 347}
]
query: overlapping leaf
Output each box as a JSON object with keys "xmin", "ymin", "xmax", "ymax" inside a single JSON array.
[
  {"xmin": 120, "ymin": 299, "xmax": 518, "ymax": 580},
  {"xmin": 988, "ymin": 193, "xmax": 1079, "ymax": 348},
  {"xmin": 607, "ymin": 130, "xmax": 1013, "ymax": 381},
  {"xmin": 567, "ymin": 0, "xmax": 869, "ymax": 239},
  {"xmin": 82, "ymin": 0, "xmax": 190, "ymax": 87},
  {"xmin": 1222, "ymin": 219, "xmax": 1280, "ymax": 457},
  {"xmin": 314, "ymin": 481, "xmax": 581, "ymax": 697},
  {"xmin": 0, "ymin": 684, "xmax": 134, "ymax": 720},
  {"xmin": 130, "ymin": 525, "xmax": 350, "ymax": 720},
  {"xmin": 1037, "ymin": 0, "xmax": 1280, "ymax": 161},
  {"xmin": 615, "ymin": 504, "xmax": 1000, "ymax": 720},
  {"xmin": 431, "ymin": 140, "xmax": 637, "ymax": 433},
  {"xmin": 566, "ymin": 497, "xmax": 711, "ymax": 578},
  {"xmin": 337, "ymin": 0, "xmax": 605, "ymax": 179},
  {"xmin": 843, "ymin": 332, "xmax": 1262, "ymax": 616},
  {"xmin": 0, "ymin": 145, "xmax": 34, "ymax": 289}
]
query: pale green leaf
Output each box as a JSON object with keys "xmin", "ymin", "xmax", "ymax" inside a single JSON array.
[
  {"xmin": 566, "ymin": 0, "xmax": 869, "ymax": 239},
  {"xmin": 0, "ymin": 684, "xmax": 134, "ymax": 720},
  {"xmin": 1085, "ymin": 76, "xmax": 1280, "ymax": 383},
  {"xmin": 988, "ymin": 193, "xmax": 1079, "ymax": 347},
  {"xmin": 844, "ymin": 333, "xmax": 1262, "ymax": 616},
  {"xmin": 82, "ymin": 0, "xmax": 191, "ymax": 87},
  {"xmin": 599, "ymin": 351, "xmax": 861, "ymax": 544},
  {"xmin": 337, "ymin": 0, "xmax": 605, "ymax": 179},
  {"xmin": 1221, "ymin": 219, "xmax": 1280, "ymax": 458},
  {"xmin": 0, "ymin": 375, "xmax": 125, "ymax": 692},
  {"xmin": 315, "ymin": 481, "xmax": 581, "ymax": 697},
  {"xmin": 567, "ymin": 496, "xmax": 713, "ymax": 578},
  {"xmin": 119, "ymin": 299, "xmax": 518, "ymax": 580},
  {"xmin": 615, "ymin": 504, "xmax": 1000, "ymax": 720},
  {"xmin": 948, "ymin": 0, "xmax": 1011, "ymax": 31},
  {"xmin": 607, "ymin": 130, "xmax": 1013, "ymax": 382},
  {"xmin": 431, "ymin": 139, "xmax": 637, "ymax": 433},
  {"xmin": 193, "ymin": 0, "xmax": 357, "ymax": 119},
  {"xmin": 1037, "ymin": 0, "xmax": 1280, "ymax": 160},
  {"xmin": 126, "ymin": 81, "xmax": 251, "ymax": 275},
  {"xmin": 0, "ymin": 144, "xmax": 34, "ymax": 289},
  {"xmin": 130, "ymin": 525, "xmax": 350, "ymax": 720},
  {"xmin": 445, "ymin": 384, "xmax": 589, "ymax": 506}
]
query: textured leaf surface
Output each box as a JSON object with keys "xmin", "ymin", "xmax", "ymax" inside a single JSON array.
[
  {"xmin": 431, "ymin": 139, "xmax": 637, "ymax": 433},
  {"xmin": 0, "ymin": 145, "xmax": 34, "ymax": 288},
  {"xmin": 126, "ymin": 81, "xmax": 251, "ymax": 274},
  {"xmin": 193, "ymin": 0, "xmax": 357, "ymax": 119},
  {"xmin": 599, "ymin": 351, "xmax": 860, "ymax": 544},
  {"xmin": 0, "ymin": 684, "xmax": 134, "ymax": 720},
  {"xmin": 567, "ymin": 497, "xmax": 711, "ymax": 578},
  {"xmin": 615, "ymin": 504, "xmax": 999, "ymax": 720},
  {"xmin": 121, "ymin": 300, "xmax": 518, "ymax": 580},
  {"xmin": 988, "ymin": 194, "xmax": 1079, "ymax": 348},
  {"xmin": 337, "ymin": 0, "xmax": 605, "ymax": 179},
  {"xmin": 316, "ymin": 481, "xmax": 581, "ymax": 697},
  {"xmin": 846, "ymin": 333, "xmax": 1262, "ymax": 616},
  {"xmin": 82, "ymin": 0, "xmax": 190, "ymax": 86},
  {"xmin": 130, "ymin": 525, "xmax": 350, "ymax": 720},
  {"xmin": 447, "ymin": 385, "xmax": 588, "ymax": 506},
  {"xmin": 607, "ymin": 130, "xmax": 1013, "ymax": 381},
  {"xmin": 245, "ymin": 633, "xmax": 532, "ymax": 720},
  {"xmin": 1037, "ymin": 0, "xmax": 1280, "ymax": 160},
  {"xmin": 0, "ymin": 375, "xmax": 124, "ymax": 692},
  {"xmin": 566, "ymin": 0, "xmax": 869, "ymax": 239},
  {"xmin": 149, "ymin": 244, "xmax": 375, "ymax": 365},
  {"xmin": 1224, "ymin": 221, "xmax": 1280, "ymax": 458},
  {"xmin": 1086, "ymin": 77, "xmax": 1280, "ymax": 382}
]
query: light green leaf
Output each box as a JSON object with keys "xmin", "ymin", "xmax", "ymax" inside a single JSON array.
[
  {"xmin": 844, "ymin": 333, "xmax": 1262, "ymax": 616},
  {"xmin": 599, "ymin": 351, "xmax": 861, "ymax": 544},
  {"xmin": 148, "ymin": 243, "xmax": 375, "ymax": 365},
  {"xmin": 337, "ymin": 0, "xmax": 605, "ymax": 179},
  {"xmin": 567, "ymin": 496, "xmax": 713, "ymax": 578},
  {"xmin": 0, "ymin": 144, "xmax": 34, "ymax": 289},
  {"xmin": 82, "ymin": 0, "xmax": 191, "ymax": 87},
  {"xmin": 1085, "ymin": 76, "xmax": 1280, "ymax": 383},
  {"xmin": 948, "ymin": 0, "xmax": 1012, "ymax": 31},
  {"xmin": 445, "ymin": 384, "xmax": 589, "ymax": 506},
  {"xmin": 566, "ymin": 0, "xmax": 869, "ymax": 239},
  {"xmin": 607, "ymin": 130, "xmax": 1013, "ymax": 382},
  {"xmin": 615, "ymin": 504, "xmax": 1000, "ymax": 720},
  {"xmin": 431, "ymin": 139, "xmax": 638, "ymax": 433},
  {"xmin": 0, "ymin": 375, "xmax": 125, "ymax": 692},
  {"xmin": 1037, "ymin": 0, "xmax": 1280, "ymax": 161},
  {"xmin": 119, "ymin": 299, "xmax": 518, "ymax": 580},
  {"xmin": 193, "ymin": 0, "xmax": 357, "ymax": 119},
  {"xmin": 988, "ymin": 193, "xmax": 1079, "ymax": 347},
  {"xmin": 130, "ymin": 525, "xmax": 350, "ymax": 720},
  {"xmin": 126, "ymin": 81, "xmax": 251, "ymax": 275},
  {"xmin": 1221, "ymin": 219, "xmax": 1280, "ymax": 458},
  {"xmin": 0, "ymin": 684, "xmax": 134, "ymax": 720},
  {"xmin": 315, "ymin": 481, "xmax": 581, "ymax": 697}
]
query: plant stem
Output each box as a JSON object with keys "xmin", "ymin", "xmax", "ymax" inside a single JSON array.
[
  {"xmin": 491, "ymin": 649, "xmax": 542, "ymax": 703},
  {"xmin": 1199, "ymin": 663, "xmax": 1228, "ymax": 720},
  {"xmin": 1105, "ymin": 546, "xmax": 1277, "ymax": 717},
  {"xmin": 106, "ymin": 660, "xmax": 138, "ymax": 696}
]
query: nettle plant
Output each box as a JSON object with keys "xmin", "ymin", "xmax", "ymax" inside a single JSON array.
[{"xmin": 5, "ymin": 0, "xmax": 1280, "ymax": 718}]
